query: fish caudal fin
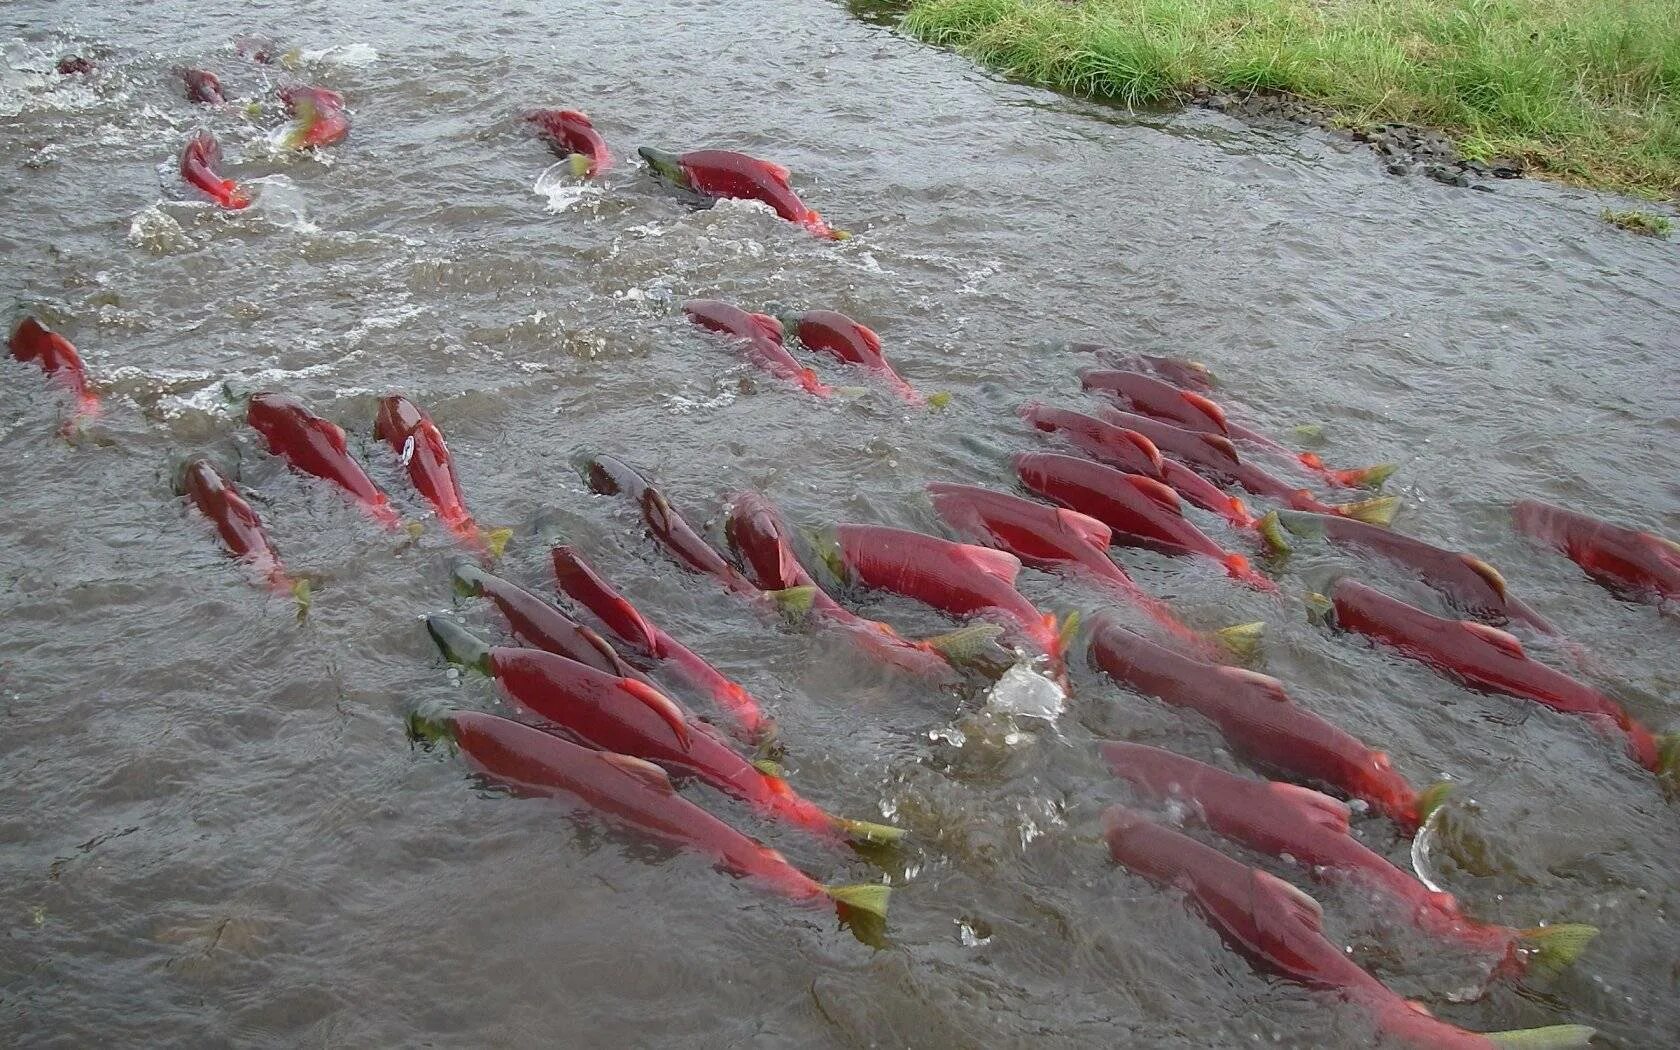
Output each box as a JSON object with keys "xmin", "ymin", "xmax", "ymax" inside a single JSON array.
[
  {"xmin": 832, "ymin": 817, "xmax": 908, "ymax": 844},
  {"xmin": 766, "ymin": 584, "xmax": 818, "ymax": 619},
  {"xmin": 825, "ymin": 882, "xmax": 890, "ymax": 920},
  {"xmin": 1333, "ymin": 495, "xmax": 1400, "ymax": 526},
  {"xmin": 926, "ymin": 391, "xmax": 952, "ymax": 410},
  {"xmin": 1257, "ymin": 511, "xmax": 1292, "ymax": 555},
  {"xmin": 1656, "ymin": 733, "xmax": 1680, "ymax": 783},
  {"xmin": 1213, "ymin": 621, "xmax": 1264, "ymax": 660},
  {"xmin": 1328, "ymin": 462, "xmax": 1397, "ymax": 489},
  {"xmin": 1518, "ymin": 923, "xmax": 1599, "ymax": 977},
  {"xmin": 1483, "ymin": 1024, "xmax": 1597, "ymax": 1049},
  {"xmin": 919, "ymin": 623, "xmax": 1006, "ymax": 665},
  {"xmin": 291, "ymin": 578, "xmax": 313, "ymax": 622},
  {"xmin": 482, "ymin": 527, "xmax": 513, "ymax": 559},
  {"xmin": 1415, "ymin": 781, "xmax": 1453, "ymax": 826},
  {"xmin": 425, "ymin": 615, "xmax": 493, "ymax": 675}
]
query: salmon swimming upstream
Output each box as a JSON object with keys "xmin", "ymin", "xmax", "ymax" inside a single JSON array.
[
  {"xmin": 8, "ymin": 316, "xmax": 99, "ymax": 429},
  {"xmin": 374, "ymin": 395, "xmax": 507, "ymax": 553},
  {"xmin": 278, "ymin": 85, "xmax": 350, "ymax": 149},
  {"xmin": 176, "ymin": 456, "xmax": 310, "ymax": 612},
  {"xmin": 179, "ymin": 130, "xmax": 250, "ymax": 209},
  {"xmin": 776, "ymin": 309, "xmax": 932, "ymax": 405},
  {"xmin": 1513, "ymin": 499, "xmax": 1680, "ymax": 607},
  {"xmin": 246, "ymin": 393, "xmax": 400, "ymax": 530},
  {"xmin": 176, "ymin": 67, "xmax": 224, "ymax": 104},
  {"xmin": 682, "ymin": 299, "xmax": 831, "ymax": 397},
  {"xmin": 523, "ymin": 109, "xmax": 611, "ymax": 177},
  {"xmin": 639, "ymin": 147, "xmax": 846, "ymax": 239}
]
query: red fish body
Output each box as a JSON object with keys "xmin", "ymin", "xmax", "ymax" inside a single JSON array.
[
  {"xmin": 1513, "ymin": 500, "xmax": 1680, "ymax": 605},
  {"xmin": 246, "ymin": 393, "xmax": 399, "ymax": 529},
  {"xmin": 1103, "ymin": 807, "xmax": 1594, "ymax": 1050},
  {"xmin": 1099, "ymin": 743, "xmax": 1590, "ymax": 974},
  {"xmin": 8, "ymin": 316, "xmax": 99, "ymax": 424},
  {"xmin": 781, "ymin": 310, "xmax": 921, "ymax": 404},
  {"xmin": 1264, "ymin": 510, "xmax": 1552, "ymax": 632},
  {"xmin": 1020, "ymin": 403, "xmax": 1253, "ymax": 527},
  {"xmin": 453, "ymin": 563, "xmax": 650, "ymax": 684},
  {"xmin": 1089, "ymin": 616, "xmax": 1426, "ymax": 831},
  {"xmin": 416, "ymin": 711, "xmax": 877, "ymax": 913},
  {"xmin": 180, "ymin": 130, "xmax": 250, "ymax": 209},
  {"xmin": 682, "ymin": 299, "xmax": 831, "ymax": 397},
  {"xmin": 1015, "ymin": 452, "xmax": 1272, "ymax": 589},
  {"xmin": 640, "ymin": 147, "xmax": 839, "ymax": 238},
  {"xmin": 1070, "ymin": 346, "xmax": 1215, "ymax": 391},
  {"xmin": 831, "ymin": 523, "xmax": 1064, "ymax": 669},
  {"xmin": 278, "ymin": 85, "xmax": 350, "ymax": 148},
  {"xmin": 725, "ymin": 493, "xmax": 959, "ymax": 681},
  {"xmin": 177, "ymin": 67, "xmax": 224, "ymax": 104},
  {"xmin": 552, "ymin": 545, "xmax": 773, "ymax": 741},
  {"xmin": 179, "ymin": 456, "xmax": 293, "ymax": 592},
  {"xmin": 522, "ymin": 108, "xmax": 612, "ymax": 176},
  {"xmin": 1324, "ymin": 580, "xmax": 1665, "ymax": 773},
  {"xmin": 374, "ymin": 395, "xmax": 477, "ymax": 542}
]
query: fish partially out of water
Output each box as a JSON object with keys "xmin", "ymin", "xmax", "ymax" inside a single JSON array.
[
  {"xmin": 425, "ymin": 617, "xmax": 904, "ymax": 844},
  {"xmin": 1014, "ymin": 451, "xmax": 1275, "ymax": 590},
  {"xmin": 551, "ymin": 545, "xmax": 774, "ymax": 742},
  {"xmin": 639, "ymin": 147, "xmax": 844, "ymax": 239},
  {"xmin": 8, "ymin": 316, "xmax": 100, "ymax": 427},
  {"xmin": 682, "ymin": 299, "xmax": 831, "ymax": 397},
  {"xmin": 926, "ymin": 482, "xmax": 1257, "ymax": 659},
  {"xmin": 278, "ymin": 85, "xmax": 350, "ymax": 149},
  {"xmin": 1512, "ymin": 499, "xmax": 1680, "ymax": 607},
  {"xmin": 56, "ymin": 56, "xmax": 95, "ymax": 75},
  {"xmin": 1261, "ymin": 509, "xmax": 1554, "ymax": 633},
  {"xmin": 246, "ymin": 393, "xmax": 400, "ymax": 530},
  {"xmin": 1102, "ymin": 805, "xmax": 1595, "ymax": 1050},
  {"xmin": 1089, "ymin": 615, "xmax": 1438, "ymax": 832},
  {"xmin": 1317, "ymin": 579, "xmax": 1675, "ymax": 777},
  {"xmin": 724, "ymin": 491, "xmax": 969, "ymax": 681},
  {"xmin": 408, "ymin": 710, "xmax": 890, "ymax": 921},
  {"xmin": 522, "ymin": 109, "xmax": 612, "ymax": 177},
  {"xmin": 453, "ymin": 562, "xmax": 653, "ymax": 684},
  {"xmin": 1099, "ymin": 741, "xmax": 1596, "ymax": 979},
  {"xmin": 1019, "ymin": 402, "xmax": 1254, "ymax": 528},
  {"xmin": 778, "ymin": 310, "xmax": 925, "ymax": 404},
  {"xmin": 176, "ymin": 67, "xmax": 225, "ymax": 104},
  {"xmin": 374, "ymin": 395, "xmax": 500, "ymax": 551},
  {"xmin": 1069, "ymin": 347, "xmax": 1215, "ymax": 391},
  {"xmin": 1082, "ymin": 369, "xmax": 1396, "ymax": 490},
  {"xmin": 177, "ymin": 456, "xmax": 304, "ymax": 605},
  {"xmin": 179, "ymin": 130, "xmax": 251, "ymax": 209}
]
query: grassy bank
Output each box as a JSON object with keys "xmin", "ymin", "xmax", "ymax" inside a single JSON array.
[{"xmin": 901, "ymin": 0, "xmax": 1680, "ymax": 199}]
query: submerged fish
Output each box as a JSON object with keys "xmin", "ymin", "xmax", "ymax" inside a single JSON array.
[
  {"xmin": 56, "ymin": 56, "xmax": 95, "ymax": 75},
  {"xmin": 453, "ymin": 562, "xmax": 651, "ymax": 683},
  {"xmin": 1317, "ymin": 579, "xmax": 1674, "ymax": 777},
  {"xmin": 1068, "ymin": 345, "xmax": 1216, "ymax": 391},
  {"xmin": 552, "ymin": 545, "xmax": 774, "ymax": 742},
  {"xmin": 177, "ymin": 456, "xmax": 304, "ymax": 604},
  {"xmin": 8, "ymin": 316, "xmax": 99, "ymax": 426},
  {"xmin": 1100, "ymin": 742, "xmax": 1595, "ymax": 978},
  {"xmin": 1015, "ymin": 452, "xmax": 1274, "ymax": 590},
  {"xmin": 409, "ymin": 710, "xmax": 890, "ymax": 920},
  {"xmin": 176, "ymin": 67, "xmax": 225, "ymax": 104},
  {"xmin": 278, "ymin": 85, "xmax": 350, "ymax": 149},
  {"xmin": 639, "ymin": 147, "xmax": 844, "ymax": 239},
  {"xmin": 246, "ymin": 393, "xmax": 400, "ymax": 529},
  {"xmin": 1103, "ymin": 806, "xmax": 1595, "ymax": 1050},
  {"xmin": 778, "ymin": 309, "xmax": 924, "ymax": 404},
  {"xmin": 1261, "ymin": 509, "xmax": 1553, "ymax": 632},
  {"xmin": 1089, "ymin": 615, "xmax": 1438, "ymax": 832},
  {"xmin": 522, "ymin": 108, "xmax": 611, "ymax": 177},
  {"xmin": 427, "ymin": 617, "xmax": 902, "ymax": 844},
  {"xmin": 1513, "ymin": 499, "xmax": 1680, "ymax": 607},
  {"xmin": 180, "ymin": 130, "xmax": 250, "ymax": 209},
  {"xmin": 374, "ymin": 395, "xmax": 495, "ymax": 549},
  {"xmin": 682, "ymin": 299, "xmax": 831, "ymax": 397}
]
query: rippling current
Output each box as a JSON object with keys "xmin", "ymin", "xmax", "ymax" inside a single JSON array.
[{"xmin": 3, "ymin": 1, "xmax": 1678, "ymax": 1047}]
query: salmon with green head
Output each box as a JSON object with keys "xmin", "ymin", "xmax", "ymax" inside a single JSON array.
[
  {"xmin": 639, "ymin": 147, "xmax": 847, "ymax": 239},
  {"xmin": 523, "ymin": 108, "xmax": 611, "ymax": 177}
]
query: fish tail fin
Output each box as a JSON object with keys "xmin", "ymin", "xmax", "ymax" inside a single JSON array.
[
  {"xmin": 1257, "ymin": 510, "xmax": 1292, "ymax": 555},
  {"xmin": 920, "ymin": 623, "xmax": 1005, "ymax": 665},
  {"xmin": 1327, "ymin": 462, "xmax": 1397, "ymax": 489},
  {"xmin": 765, "ymin": 584, "xmax": 818, "ymax": 619},
  {"xmin": 567, "ymin": 152, "xmax": 592, "ymax": 177},
  {"xmin": 1518, "ymin": 923, "xmax": 1599, "ymax": 977},
  {"xmin": 832, "ymin": 817, "xmax": 908, "ymax": 844},
  {"xmin": 926, "ymin": 391, "xmax": 952, "ymax": 410},
  {"xmin": 425, "ymin": 615, "xmax": 493, "ymax": 675},
  {"xmin": 1415, "ymin": 781, "xmax": 1453, "ymax": 825},
  {"xmin": 1332, "ymin": 495, "xmax": 1400, "ymax": 525},
  {"xmin": 290, "ymin": 577, "xmax": 313, "ymax": 622},
  {"xmin": 481, "ymin": 526, "xmax": 513, "ymax": 559},
  {"xmin": 1213, "ymin": 621, "xmax": 1264, "ymax": 660},
  {"xmin": 1304, "ymin": 591, "xmax": 1335, "ymax": 626},
  {"xmin": 1482, "ymin": 1025, "xmax": 1597, "ymax": 1049},
  {"xmin": 1656, "ymin": 732, "xmax": 1680, "ymax": 782},
  {"xmin": 1053, "ymin": 611, "xmax": 1081, "ymax": 657},
  {"xmin": 824, "ymin": 883, "xmax": 890, "ymax": 920}
]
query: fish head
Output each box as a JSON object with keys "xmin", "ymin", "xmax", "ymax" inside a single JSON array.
[{"xmin": 637, "ymin": 147, "xmax": 691, "ymax": 190}]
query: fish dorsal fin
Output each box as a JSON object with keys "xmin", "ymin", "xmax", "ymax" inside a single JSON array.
[
  {"xmin": 618, "ymin": 678, "xmax": 693, "ymax": 750},
  {"xmin": 853, "ymin": 322, "xmax": 883, "ymax": 355},
  {"xmin": 1255, "ymin": 871, "xmax": 1325, "ymax": 932},
  {"xmin": 1270, "ymin": 783, "xmax": 1351, "ymax": 833},
  {"xmin": 313, "ymin": 416, "xmax": 350, "ymax": 453},
  {"xmin": 552, "ymin": 547, "xmax": 661, "ymax": 652},
  {"xmin": 1181, "ymin": 391, "xmax": 1229, "ymax": 432},
  {"xmin": 558, "ymin": 109, "xmax": 593, "ymax": 127},
  {"xmin": 1056, "ymin": 507, "xmax": 1113, "ymax": 550},
  {"xmin": 1121, "ymin": 429, "xmax": 1166, "ymax": 474},
  {"xmin": 1203, "ymin": 433, "xmax": 1241, "ymax": 461},
  {"xmin": 1220, "ymin": 666, "xmax": 1292, "ymax": 702},
  {"xmin": 1124, "ymin": 474, "xmax": 1183, "ymax": 514},
  {"xmin": 1646, "ymin": 533, "xmax": 1680, "ymax": 562},
  {"xmin": 1464, "ymin": 621, "xmax": 1525, "ymax": 657},
  {"xmin": 1460, "ymin": 555, "xmax": 1508, "ymax": 598},
  {"xmin": 600, "ymin": 751, "xmax": 677, "ymax": 793},
  {"xmin": 762, "ymin": 160, "xmax": 791, "ymax": 184},
  {"xmin": 748, "ymin": 312, "xmax": 785, "ymax": 344},
  {"xmin": 962, "ymin": 543, "xmax": 1022, "ymax": 583}
]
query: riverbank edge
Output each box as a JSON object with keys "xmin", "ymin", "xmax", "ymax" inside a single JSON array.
[{"xmin": 887, "ymin": 0, "xmax": 1679, "ymax": 212}]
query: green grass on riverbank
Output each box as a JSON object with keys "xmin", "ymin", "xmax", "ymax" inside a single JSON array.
[{"xmin": 902, "ymin": 0, "xmax": 1680, "ymax": 199}]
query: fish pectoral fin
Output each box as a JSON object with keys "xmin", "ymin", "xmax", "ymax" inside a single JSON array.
[
  {"xmin": 599, "ymin": 752, "xmax": 677, "ymax": 794},
  {"xmin": 1482, "ymin": 1025, "xmax": 1598, "ymax": 1050},
  {"xmin": 618, "ymin": 678, "xmax": 694, "ymax": 751}
]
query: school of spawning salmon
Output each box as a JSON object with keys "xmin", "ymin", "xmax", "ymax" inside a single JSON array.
[{"xmin": 16, "ymin": 37, "xmax": 1680, "ymax": 1050}]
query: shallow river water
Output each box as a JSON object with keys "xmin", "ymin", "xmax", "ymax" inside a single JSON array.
[{"xmin": 3, "ymin": 1, "xmax": 1678, "ymax": 1047}]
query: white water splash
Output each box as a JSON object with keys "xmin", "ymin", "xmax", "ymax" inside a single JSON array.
[
  {"xmin": 532, "ymin": 162, "xmax": 603, "ymax": 214},
  {"xmin": 297, "ymin": 43, "xmax": 380, "ymax": 68},
  {"xmin": 982, "ymin": 662, "xmax": 1066, "ymax": 721}
]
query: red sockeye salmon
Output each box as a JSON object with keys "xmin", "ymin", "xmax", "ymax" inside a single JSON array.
[
  {"xmin": 682, "ymin": 299, "xmax": 831, "ymax": 397},
  {"xmin": 523, "ymin": 108, "xmax": 611, "ymax": 177},
  {"xmin": 180, "ymin": 130, "xmax": 251, "ymax": 209},
  {"xmin": 1513, "ymin": 499, "xmax": 1680, "ymax": 607},
  {"xmin": 8, "ymin": 316, "xmax": 99, "ymax": 428},
  {"xmin": 246, "ymin": 392, "xmax": 400, "ymax": 529},
  {"xmin": 639, "ymin": 147, "xmax": 844, "ymax": 239}
]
